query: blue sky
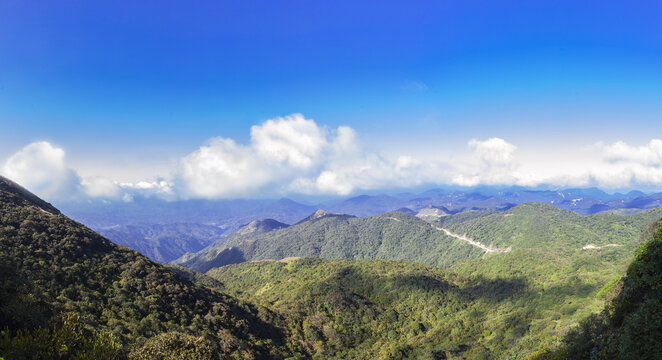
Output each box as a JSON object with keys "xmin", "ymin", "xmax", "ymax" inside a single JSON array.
[{"xmin": 1, "ymin": 1, "xmax": 662, "ymax": 200}]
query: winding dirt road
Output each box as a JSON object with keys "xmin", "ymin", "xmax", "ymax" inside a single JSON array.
[{"xmin": 434, "ymin": 226, "xmax": 512, "ymax": 253}]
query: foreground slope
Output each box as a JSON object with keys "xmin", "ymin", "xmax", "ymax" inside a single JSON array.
[
  {"xmin": 548, "ymin": 219, "xmax": 662, "ymax": 359},
  {"xmin": 0, "ymin": 176, "xmax": 297, "ymax": 359}
]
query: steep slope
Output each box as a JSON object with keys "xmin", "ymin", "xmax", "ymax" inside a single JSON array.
[
  {"xmin": 175, "ymin": 211, "xmax": 486, "ymax": 272},
  {"xmin": 548, "ymin": 219, "xmax": 662, "ymax": 359},
  {"xmin": 0, "ymin": 176, "xmax": 298, "ymax": 359}
]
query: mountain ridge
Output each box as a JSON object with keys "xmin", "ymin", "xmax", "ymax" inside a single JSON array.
[{"xmin": 175, "ymin": 202, "xmax": 660, "ymax": 273}]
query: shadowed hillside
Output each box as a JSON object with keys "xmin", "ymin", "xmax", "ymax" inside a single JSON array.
[{"xmin": 0, "ymin": 176, "xmax": 299, "ymax": 359}]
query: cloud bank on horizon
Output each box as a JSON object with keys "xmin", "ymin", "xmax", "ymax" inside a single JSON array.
[{"xmin": 2, "ymin": 114, "xmax": 662, "ymax": 202}]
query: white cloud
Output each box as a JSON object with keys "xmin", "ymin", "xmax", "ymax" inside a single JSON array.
[
  {"xmin": 251, "ymin": 114, "xmax": 328, "ymax": 169},
  {"xmin": 469, "ymin": 137, "xmax": 517, "ymax": 165},
  {"xmin": 175, "ymin": 114, "xmax": 459, "ymax": 197},
  {"xmin": 81, "ymin": 176, "xmax": 121, "ymax": 198},
  {"xmin": 599, "ymin": 139, "xmax": 662, "ymax": 166},
  {"xmin": 291, "ymin": 153, "xmax": 448, "ymax": 196},
  {"xmin": 1, "ymin": 142, "xmax": 82, "ymax": 200},
  {"xmin": 176, "ymin": 114, "xmax": 371, "ymax": 197},
  {"xmin": 3, "ymin": 120, "xmax": 662, "ymax": 202},
  {"xmin": 119, "ymin": 180, "xmax": 174, "ymax": 198},
  {"xmin": 451, "ymin": 138, "xmax": 662, "ymax": 190},
  {"xmin": 586, "ymin": 139, "xmax": 662, "ymax": 189},
  {"xmin": 177, "ymin": 137, "xmax": 273, "ymax": 198},
  {"xmin": 1, "ymin": 142, "xmax": 173, "ymax": 202},
  {"xmin": 452, "ymin": 138, "xmax": 518, "ymax": 186}
]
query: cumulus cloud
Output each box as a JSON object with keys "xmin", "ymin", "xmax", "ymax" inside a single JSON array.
[
  {"xmin": 176, "ymin": 114, "xmax": 456, "ymax": 197},
  {"xmin": 588, "ymin": 139, "xmax": 662, "ymax": 188},
  {"xmin": 1, "ymin": 142, "xmax": 173, "ymax": 202},
  {"xmin": 294, "ymin": 154, "xmax": 448, "ymax": 196},
  {"xmin": 81, "ymin": 176, "xmax": 122, "ymax": 198},
  {"xmin": 176, "ymin": 114, "xmax": 376, "ymax": 197},
  {"xmin": 2, "ymin": 142, "xmax": 83, "ymax": 200},
  {"xmin": 251, "ymin": 114, "xmax": 328, "ymax": 169},
  {"xmin": 452, "ymin": 138, "xmax": 518, "ymax": 186},
  {"xmin": 178, "ymin": 137, "xmax": 273, "ymax": 198},
  {"xmin": 4, "ymin": 118, "xmax": 662, "ymax": 202},
  {"xmin": 599, "ymin": 139, "xmax": 662, "ymax": 166},
  {"xmin": 450, "ymin": 138, "xmax": 662, "ymax": 190}
]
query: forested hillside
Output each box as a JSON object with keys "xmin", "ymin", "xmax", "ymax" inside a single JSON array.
[
  {"xmin": 205, "ymin": 220, "xmax": 660, "ymax": 360},
  {"xmin": 209, "ymin": 259, "xmax": 516, "ymax": 359},
  {"xmin": 537, "ymin": 219, "xmax": 662, "ymax": 359},
  {"xmin": 438, "ymin": 202, "xmax": 659, "ymax": 254},
  {"xmin": 0, "ymin": 176, "xmax": 299, "ymax": 359},
  {"xmin": 175, "ymin": 211, "xmax": 485, "ymax": 272},
  {"xmin": 176, "ymin": 204, "xmax": 659, "ymax": 273}
]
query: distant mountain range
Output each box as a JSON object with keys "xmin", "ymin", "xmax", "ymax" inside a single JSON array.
[
  {"xmin": 59, "ymin": 197, "xmax": 316, "ymax": 262},
  {"xmin": 327, "ymin": 187, "xmax": 662, "ymax": 216},
  {"xmin": 57, "ymin": 186, "xmax": 662, "ymax": 262}
]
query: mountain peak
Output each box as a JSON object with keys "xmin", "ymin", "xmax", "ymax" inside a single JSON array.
[
  {"xmin": 415, "ymin": 206, "xmax": 450, "ymax": 222},
  {"xmin": 295, "ymin": 208, "xmax": 352, "ymax": 224},
  {"xmin": 235, "ymin": 218, "xmax": 289, "ymax": 236},
  {"xmin": 309, "ymin": 208, "xmax": 332, "ymax": 220}
]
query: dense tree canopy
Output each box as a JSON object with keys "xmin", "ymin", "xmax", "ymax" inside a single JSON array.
[{"xmin": 0, "ymin": 176, "xmax": 299, "ymax": 359}]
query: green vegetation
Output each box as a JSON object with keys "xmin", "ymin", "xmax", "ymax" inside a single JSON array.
[
  {"xmin": 206, "ymin": 237, "xmax": 657, "ymax": 360},
  {"xmin": 178, "ymin": 203, "xmax": 659, "ymax": 275},
  {"xmin": 542, "ymin": 219, "xmax": 662, "ymax": 359},
  {"xmin": 209, "ymin": 258, "xmax": 514, "ymax": 359},
  {"xmin": 1, "ymin": 313, "xmax": 121, "ymax": 360},
  {"xmin": 2, "ymin": 175, "xmax": 661, "ymax": 359},
  {"xmin": 176, "ymin": 211, "xmax": 490, "ymax": 272},
  {"xmin": 197, "ymin": 204, "xmax": 660, "ymax": 358},
  {"xmin": 0, "ymin": 176, "xmax": 299, "ymax": 359},
  {"xmin": 438, "ymin": 202, "xmax": 659, "ymax": 254}
]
